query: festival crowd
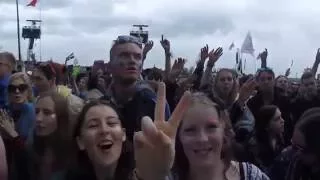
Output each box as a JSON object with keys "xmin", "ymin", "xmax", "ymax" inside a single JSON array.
[{"xmin": 0, "ymin": 35, "xmax": 320, "ymax": 180}]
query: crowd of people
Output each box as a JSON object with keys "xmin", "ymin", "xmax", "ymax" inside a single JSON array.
[{"xmin": 0, "ymin": 34, "xmax": 319, "ymax": 180}]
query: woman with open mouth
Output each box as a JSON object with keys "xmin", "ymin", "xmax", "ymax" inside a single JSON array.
[
  {"xmin": 65, "ymin": 82, "xmax": 191, "ymax": 180},
  {"xmin": 65, "ymin": 100, "xmax": 134, "ymax": 180}
]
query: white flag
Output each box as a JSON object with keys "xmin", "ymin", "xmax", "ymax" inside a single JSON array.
[
  {"xmin": 66, "ymin": 52, "xmax": 75, "ymax": 61},
  {"xmin": 241, "ymin": 32, "xmax": 255, "ymax": 56},
  {"xmin": 229, "ymin": 42, "xmax": 235, "ymax": 50}
]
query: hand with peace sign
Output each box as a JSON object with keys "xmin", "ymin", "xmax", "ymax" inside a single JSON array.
[
  {"xmin": 134, "ymin": 82, "xmax": 191, "ymax": 180},
  {"xmin": 0, "ymin": 109, "xmax": 18, "ymax": 138}
]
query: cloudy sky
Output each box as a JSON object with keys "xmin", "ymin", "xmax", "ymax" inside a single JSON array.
[{"xmin": 1, "ymin": 0, "xmax": 320, "ymax": 76}]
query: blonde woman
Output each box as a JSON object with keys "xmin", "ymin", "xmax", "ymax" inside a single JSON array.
[
  {"xmin": 0, "ymin": 72, "xmax": 35, "ymax": 180},
  {"xmin": 3, "ymin": 72, "xmax": 35, "ymax": 139}
]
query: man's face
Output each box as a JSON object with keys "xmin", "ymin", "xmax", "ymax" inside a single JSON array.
[
  {"xmin": 109, "ymin": 43, "xmax": 142, "ymax": 83},
  {"xmin": 31, "ymin": 69, "xmax": 52, "ymax": 93},
  {"xmin": 301, "ymin": 77, "xmax": 317, "ymax": 97},
  {"xmin": 258, "ymin": 71, "xmax": 274, "ymax": 91},
  {"xmin": 0, "ymin": 58, "xmax": 11, "ymax": 78}
]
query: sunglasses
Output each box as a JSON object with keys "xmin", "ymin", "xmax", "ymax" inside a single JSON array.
[
  {"xmin": 113, "ymin": 35, "xmax": 143, "ymax": 48},
  {"xmin": 8, "ymin": 84, "xmax": 28, "ymax": 93}
]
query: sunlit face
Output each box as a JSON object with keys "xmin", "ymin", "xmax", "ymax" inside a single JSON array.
[
  {"xmin": 179, "ymin": 104, "xmax": 224, "ymax": 168},
  {"xmin": 8, "ymin": 78, "xmax": 29, "ymax": 104},
  {"xmin": 35, "ymin": 96, "xmax": 57, "ymax": 136},
  {"xmin": 268, "ymin": 108, "xmax": 285, "ymax": 135},
  {"xmin": 216, "ymin": 70, "xmax": 233, "ymax": 95},
  {"xmin": 258, "ymin": 72, "xmax": 274, "ymax": 91},
  {"xmin": 31, "ymin": 69, "xmax": 51, "ymax": 93},
  {"xmin": 291, "ymin": 129, "xmax": 317, "ymax": 166},
  {"xmin": 276, "ymin": 76, "xmax": 289, "ymax": 90},
  {"xmin": 77, "ymin": 105, "xmax": 126, "ymax": 168},
  {"xmin": 110, "ymin": 43, "xmax": 142, "ymax": 83}
]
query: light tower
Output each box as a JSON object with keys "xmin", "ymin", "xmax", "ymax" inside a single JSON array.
[
  {"xmin": 130, "ymin": 24, "xmax": 149, "ymax": 44},
  {"xmin": 22, "ymin": 19, "xmax": 41, "ymax": 63}
]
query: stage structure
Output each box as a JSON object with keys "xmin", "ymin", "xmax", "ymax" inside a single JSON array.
[
  {"xmin": 130, "ymin": 24, "xmax": 149, "ymax": 44},
  {"xmin": 22, "ymin": 19, "xmax": 41, "ymax": 63}
]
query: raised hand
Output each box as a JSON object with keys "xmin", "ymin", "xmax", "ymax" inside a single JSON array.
[
  {"xmin": 168, "ymin": 58, "xmax": 186, "ymax": 80},
  {"xmin": 285, "ymin": 68, "xmax": 291, "ymax": 77},
  {"xmin": 238, "ymin": 78, "xmax": 257, "ymax": 106},
  {"xmin": 200, "ymin": 44, "xmax": 209, "ymax": 62},
  {"xmin": 160, "ymin": 35, "xmax": 171, "ymax": 53},
  {"xmin": 134, "ymin": 83, "xmax": 191, "ymax": 180},
  {"xmin": 207, "ymin": 47, "xmax": 223, "ymax": 67},
  {"xmin": 0, "ymin": 109, "xmax": 17, "ymax": 138},
  {"xmin": 260, "ymin": 48, "xmax": 268, "ymax": 60},
  {"xmin": 143, "ymin": 40, "xmax": 154, "ymax": 54}
]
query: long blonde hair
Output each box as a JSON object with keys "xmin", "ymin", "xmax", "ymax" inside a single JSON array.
[{"xmin": 9, "ymin": 72, "xmax": 33, "ymax": 102}]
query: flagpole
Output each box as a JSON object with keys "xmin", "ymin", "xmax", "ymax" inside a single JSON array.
[
  {"xmin": 39, "ymin": 0, "xmax": 42, "ymax": 61},
  {"xmin": 15, "ymin": 0, "xmax": 22, "ymax": 62}
]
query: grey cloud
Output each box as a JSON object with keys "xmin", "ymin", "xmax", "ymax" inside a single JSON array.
[{"xmin": 150, "ymin": 13, "xmax": 234, "ymax": 37}]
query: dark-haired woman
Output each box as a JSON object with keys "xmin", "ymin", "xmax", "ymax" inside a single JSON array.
[
  {"xmin": 247, "ymin": 105, "xmax": 285, "ymax": 173},
  {"xmin": 65, "ymin": 82, "xmax": 191, "ymax": 180},
  {"xmin": 172, "ymin": 92, "xmax": 269, "ymax": 180},
  {"xmin": 270, "ymin": 107, "xmax": 320, "ymax": 180},
  {"xmin": 64, "ymin": 100, "xmax": 134, "ymax": 180}
]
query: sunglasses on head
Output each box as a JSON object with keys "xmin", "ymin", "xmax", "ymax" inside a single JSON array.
[
  {"xmin": 8, "ymin": 84, "xmax": 28, "ymax": 93},
  {"xmin": 113, "ymin": 35, "xmax": 143, "ymax": 48}
]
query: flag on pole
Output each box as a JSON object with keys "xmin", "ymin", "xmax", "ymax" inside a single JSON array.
[
  {"xmin": 229, "ymin": 42, "xmax": 235, "ymax": 50},
  {"xmin": 66, "ymin": 52, "xmax": 75, "ymax": 61},
  {"xmin": 27, "ymin": 0, "xmax": 38, "ymax": 7},
  {"xmin": 241, "ymin": 32, "xmax": 255, "ymax": 56}
]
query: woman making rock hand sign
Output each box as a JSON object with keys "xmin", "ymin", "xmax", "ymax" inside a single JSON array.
[{"xmin": 134, "ymin": 82, "xmax": 191, "ymax": 180}]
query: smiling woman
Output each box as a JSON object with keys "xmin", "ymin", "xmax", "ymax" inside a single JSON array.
[
  {"xmin": 65, "ymin": 100, "xmax": 134, "ymax": 180},
  {"xmin": 173, "ymin": 92, "xmax": 269, "ymax": 180}
]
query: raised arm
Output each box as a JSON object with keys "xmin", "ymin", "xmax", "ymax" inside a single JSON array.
[{"xmin": 311, "ymin": 48, "xmax": 320, "ymax": 76}]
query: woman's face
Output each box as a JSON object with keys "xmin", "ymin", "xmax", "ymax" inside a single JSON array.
[
  {"xmin": 276, "ymin": 77, "xmax": 289, "ymax": 90},
  {"xmin": 8, "ymin": 78, "xmax": 29, "ymax": 104},
  {"xmin": 179, "ymin": 104, "xmax": 224, "ymax": 168},
  {"xmin": 35, "ymin": 96, "xmax": 57, "ymax": 136},
  {"xmin": 268, "ymin": 108, "xmax": 285, "ymax": 135},
  {"xmin": 216, "ymin": 71, "xmax": 233, "ymax": 95},
  {"xmin": 77, "ymin": 105, "xmax": 126, "ymax": 168}
]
